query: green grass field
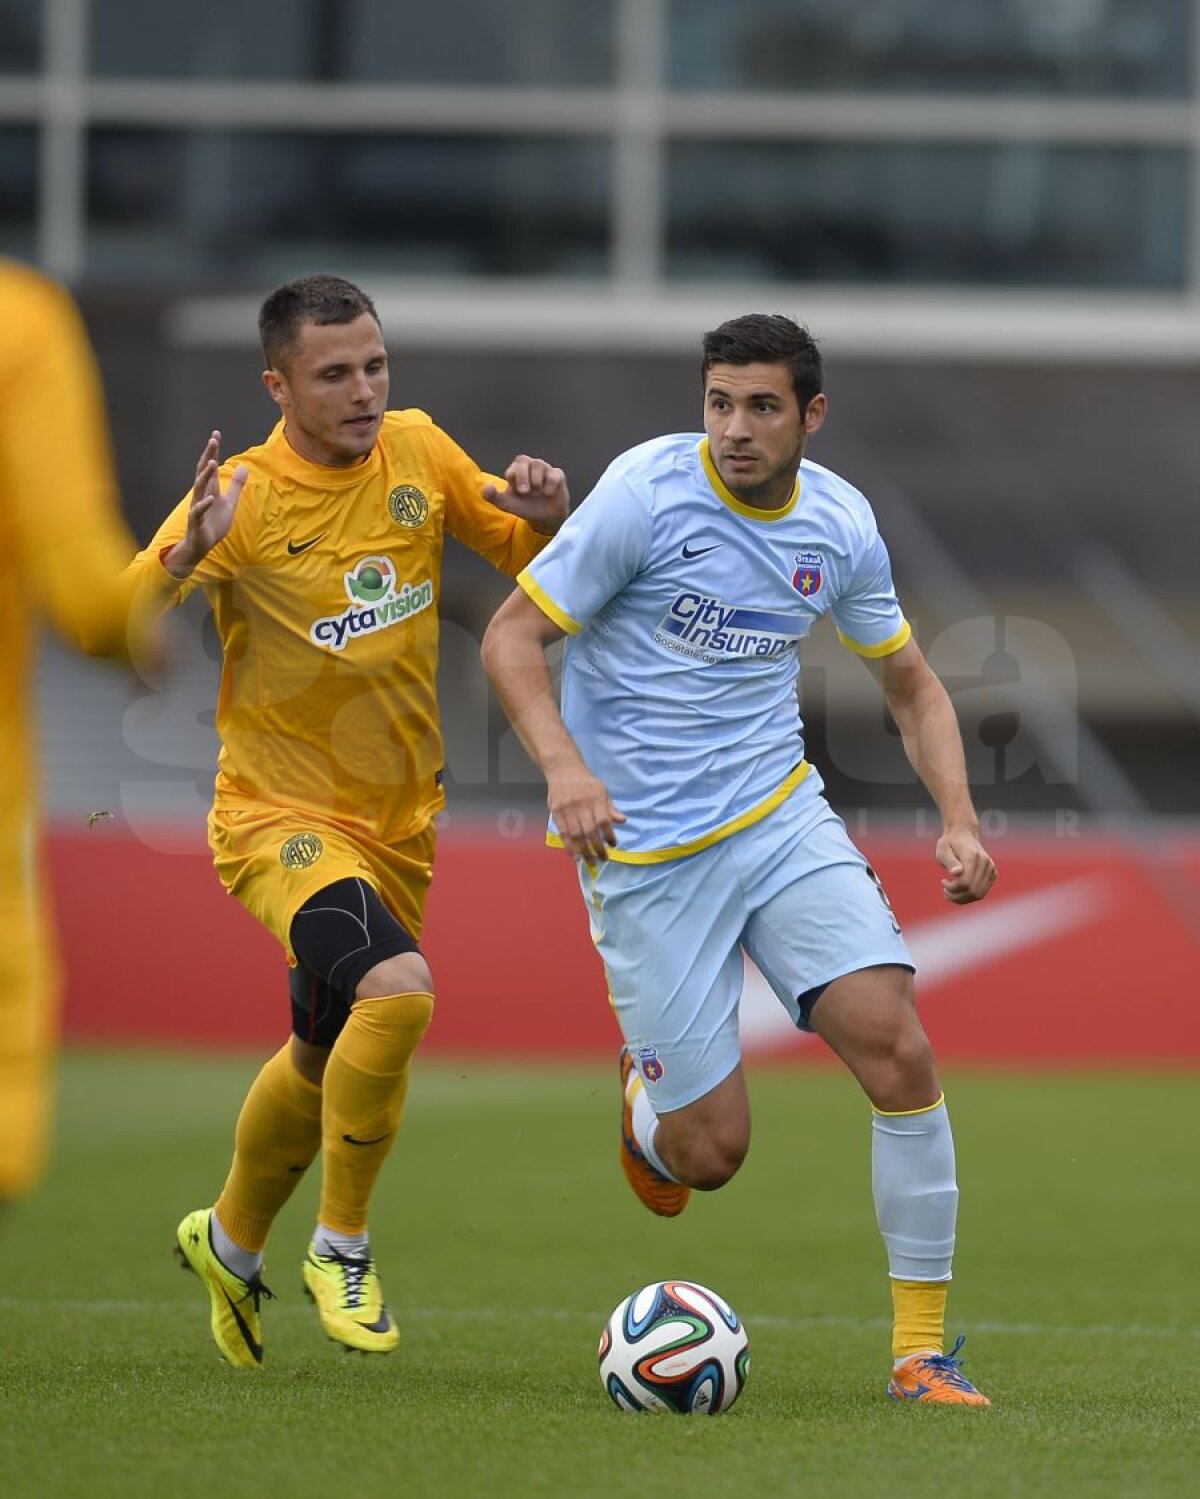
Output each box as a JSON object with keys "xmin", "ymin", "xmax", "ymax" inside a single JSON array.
[{"xmin": 1, "ymin": 1052, "xmax": 1196, "ymax": 1499}]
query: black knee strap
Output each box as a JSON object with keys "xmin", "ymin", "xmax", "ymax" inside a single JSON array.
[{"xmin": 288, "ymin": 877, "xmax": 421, "ymax": 1045}]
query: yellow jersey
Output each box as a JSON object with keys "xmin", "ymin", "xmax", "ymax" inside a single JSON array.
[
  {"xmin": 126, "ymin": 411, "xmax": 549, "ymax": 840},
  {"xmin": 0, "ymin": 259, "xmax": 148, "ymax": 1196},
  {"xmin": 0, "ymin": 259, "xmax": 144, "ymax": 897}
]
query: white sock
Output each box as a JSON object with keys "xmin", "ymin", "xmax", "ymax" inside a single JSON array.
[
  {"xmin": 210, "ymin": 1211, "xmax": 263, "ymax": 1283},
  {"xmin": 313, "ymin": 1223, "xmax": 370, "ymax": 1260},
  {"xmin": 629, "ymin": 1073, "xmax": 681, "ymax": 1183},
  {"xmin": 871, "ymin": 1097, "xmax": 958, "ymax": 1281},
  {"xmin": 894, "ymin": 1348, "xmax": 941, "ymax": 1368}
]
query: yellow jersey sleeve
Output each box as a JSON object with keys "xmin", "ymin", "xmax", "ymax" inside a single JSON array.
[
  {"xmin": 432, "ymin": 424, "xmax": 551, "ymax": 578},
  {"xmin": 123, "ymin": 462, "xmax": 258, "ymax": 616},
  {"xmin": 0, "ymin": 264, "xmax": 144, "ymax": 657}
]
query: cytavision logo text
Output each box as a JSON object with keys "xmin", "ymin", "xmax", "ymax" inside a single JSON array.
[
  {"xmin": 654, "ymin": 591, "xmax": 802, "ymax": 664},
  {"xmin": 310, "ymin": 578, "xmax": 435, "ymax": 652}
]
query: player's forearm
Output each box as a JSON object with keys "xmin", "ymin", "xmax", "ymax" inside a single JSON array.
[
  {"xmin": 888, "ymin": 677, "xmax": 980, "ymax": 832},
  {"xmin": 162, "ymin": 537, "xmax": 203, "ymax": 580},
  {"xmin": 481, "ymin": 625, "xmax": 588, "ymax": 781}
]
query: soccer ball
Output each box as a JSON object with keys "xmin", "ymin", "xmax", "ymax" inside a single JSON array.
[{"xmin": 597, "ymin": 1280, "xmax": 750, "ymax": 1414}]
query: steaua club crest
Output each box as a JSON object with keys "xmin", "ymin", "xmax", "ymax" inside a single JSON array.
[
  {"xmin": 791, "ymin": 548, "xmax": 824, "ymax": 598},
  {"xmin": 638, "ymin": 1046, "xmax": 665, "ymax": 1083},
  {"xmin": 388, "ymin": 484, "xmax": 429, "ymax": 528},
  {"xmin": 279, "ymin": 832, "xmax": 323, "ymax": 870}
]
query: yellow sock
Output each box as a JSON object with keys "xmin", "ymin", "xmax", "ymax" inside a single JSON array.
[
  {"xmin": 214, "ymin": 1044, "xmax": 323, "ymax": 1252},
  {"xmin": 890, "ymin": 1279, "xmax": 949, "ymax": 1361},
  {"xmin": 319, "ymin": 991, "xmax": 434, "ymax": 1235}
]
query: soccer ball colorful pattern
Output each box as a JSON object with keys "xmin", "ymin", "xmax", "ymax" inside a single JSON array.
[{"xmin": 598, "ymin": 1280, "xmax": 750, "ymax": 1414}]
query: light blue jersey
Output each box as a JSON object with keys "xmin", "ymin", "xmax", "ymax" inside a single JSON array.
[{"xmin": 518, "ymin": 434, "xmax": 910, "ymax": 860}]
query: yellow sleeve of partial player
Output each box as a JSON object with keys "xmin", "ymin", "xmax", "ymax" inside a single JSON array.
[
  {"xmin": 0, "ymin": 266, "xmax": 146, "ymax": 657},
  {"xmin": 434, "ymin": 425, "xmax": 551, "ymax": 578}
]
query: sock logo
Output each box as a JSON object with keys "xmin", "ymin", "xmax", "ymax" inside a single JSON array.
[
  {"xmin": 342, "ymin": 1132, "xmax": 391, "ymax": 1147},
  {"xmin": 637, "ymin": 1046, "xmax": 664, "ymax": 1083}
]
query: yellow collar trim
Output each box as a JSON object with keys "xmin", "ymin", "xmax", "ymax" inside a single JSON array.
[{"xmin": 699, "ymin": 439, "xmax": 799, "ymax": 522}]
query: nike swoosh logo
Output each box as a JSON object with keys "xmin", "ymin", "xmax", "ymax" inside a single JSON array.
[
  {"xmin": 681, "ymin": 542, "xmax": 722, "ymax": 560},
  {"xmin": 221, "ymin": 1286, "xmax": 263, "ymax": 1363},
  {"xmin": 287, "ymin": 533, "xmax": 326, "ymax": 555},
  {"xmin": 342, "ymin": 1132, "xmax": 390, "ymax": 1147},
  {"xmin": 739, "ymin": 874, "xmax": 1111, "ymax": 1051},
  {"xmin": 892, "ymin": 1380, "xmax": 931, "ymax": 1400}
]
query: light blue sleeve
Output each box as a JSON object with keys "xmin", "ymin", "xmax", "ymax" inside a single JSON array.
[
  {"xmin": 517, "ymin": 465, "xmax": 651, "ymax": 634},
  {"xmin": 830, "ymin": 527, "xmax": 912, "ymax": 659}
]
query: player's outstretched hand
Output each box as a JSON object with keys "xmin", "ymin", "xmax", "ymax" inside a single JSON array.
[
  {"xmin": 167, "ymin": 431, "xmax": 248, "ymax": 578},
  {"xmin": 936, "ymin": 827, "xmax": 997, "ymax": 905},
  {"xmin": 483, "ymin": 456, "xmax": 569, "ymax": 536},
  {"xmin": 547, "ymin": 766, "xmax": 626, "ymax": 864}
]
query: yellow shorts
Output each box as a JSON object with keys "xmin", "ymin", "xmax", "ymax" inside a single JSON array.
[{"xmin": 208, "ymin": 803, "xmax": 436, "ymax": 961}]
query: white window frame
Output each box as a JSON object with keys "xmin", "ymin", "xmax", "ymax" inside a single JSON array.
[{"xmin": 8, "ymin": 0, "xmax": 1200, "ymax": 360}]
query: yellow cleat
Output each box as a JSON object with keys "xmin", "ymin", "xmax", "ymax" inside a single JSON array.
[
  {"xmin": 887, "ymin": 1336, "xmax": 991, "ymax": 1406},
  {"xmin": 619, "ymin": 1048, "xmax": 690, "ymax": 1218},
  {"xmin": 302, "ymin": 1245, "xmax": 400, "ymax": 1354},
  {"xmin": 174, "ymin": 1207, "xmax": 273, "ymax": 1370}
]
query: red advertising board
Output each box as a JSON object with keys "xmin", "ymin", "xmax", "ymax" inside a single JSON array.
[{"xmin": 47, "ymin": 821, "xmax": 1200, "ymax": 1064}]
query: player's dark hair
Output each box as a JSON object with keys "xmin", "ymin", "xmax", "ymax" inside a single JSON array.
[
  {"xmin": 701, "ymin": 314, "xmax": 823, "ymax": 410},
  {"xmin": 258, "ymin": 275, "xmax": 381, "ymax": 369}
]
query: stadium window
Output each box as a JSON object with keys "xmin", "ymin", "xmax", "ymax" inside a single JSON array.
[
  {"xmin": 88, "ymin": 0, "xmax": 310, "ymax": 80},
  {"xmin": 665, "ymin": 139, "xmax": 1187, "ymax": 289},
  {"xmin": 666, "ymin": 0, "xmax": 1192, "ymax": 97},
  {"xmin": 88, "ymin": 0, "xmax": 616, "ymax": 85},
  {"xmin": 0, "ymin": 128, "xmax": 37, "ymax": 260},
  {"xmin": 85, "ymin": 129, "xmax": 612, "ymax": 284},
  {"xmin": 0, "ymin": 0, "xmax": 41, "ymax": 74}
]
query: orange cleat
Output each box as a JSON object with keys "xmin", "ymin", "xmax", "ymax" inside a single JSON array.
[
  {"xmin": 619, "ymin": 1047, "xmax": 690, "ymax": 1218},
  {"xmin": 887, "ymin": 1336, "xmax": 991, "ymax": 1406}
]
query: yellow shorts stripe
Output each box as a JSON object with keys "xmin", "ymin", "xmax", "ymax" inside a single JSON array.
[{"xmin": 547, "ymin": 760, "xmax": 811, "ymax": 865}]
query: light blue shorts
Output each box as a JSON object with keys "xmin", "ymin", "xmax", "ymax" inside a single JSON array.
[{"xmin": 579, "ymin": 781, "xmax": 915, "ymax": 1113}]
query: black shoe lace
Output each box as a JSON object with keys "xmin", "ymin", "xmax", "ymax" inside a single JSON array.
[
  {"xmin": 327, "ymin": 1249, "xmax": 371, "ymax": 1310},
  {"xmin": 243, "ymin": 1276, "xmax": 276, "ymax": 1312}
]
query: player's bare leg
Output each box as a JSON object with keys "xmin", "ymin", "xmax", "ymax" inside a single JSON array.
[
  {"xmin": 651, "ymin": 1064, "xmax": 751, "ymax": 1190},
  {"xmin": 620, "ymin": 1057, "xmax": 751, "ymax": 1216},
  {"xmin": 809, "ymin": 964, "xmax": 989, "ymax": 1406}
]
